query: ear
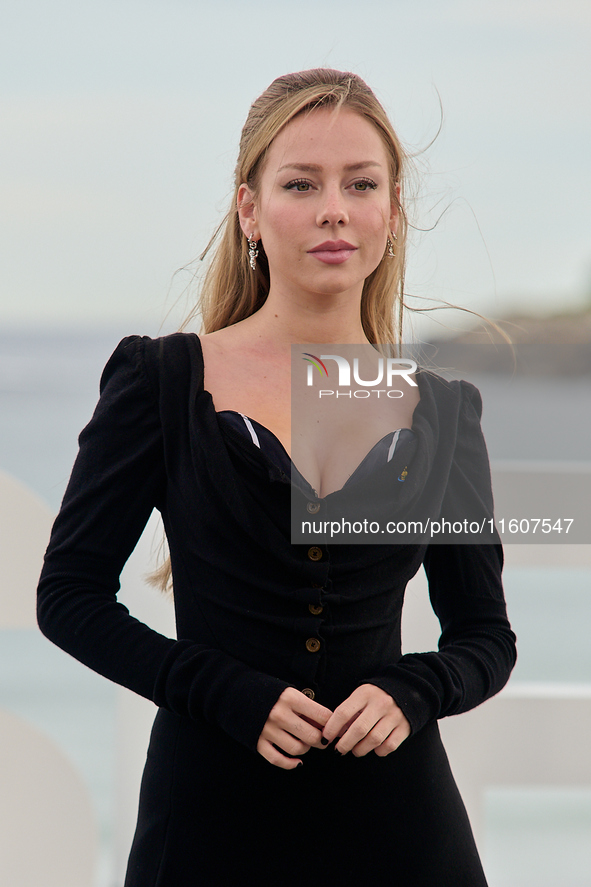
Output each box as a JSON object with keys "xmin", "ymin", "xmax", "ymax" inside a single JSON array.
[
  {"xmin": 389, "ymin": 183, "xmax": 401, "ymax": 237},
  {"xmin": 237, "ymin": 183, "xmax": 259, "ymax": 239}
]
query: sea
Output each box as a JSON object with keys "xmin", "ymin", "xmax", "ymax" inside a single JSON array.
[{"xmin": 1, "ymin": 329, "xmax": 590, "ymax": 887}]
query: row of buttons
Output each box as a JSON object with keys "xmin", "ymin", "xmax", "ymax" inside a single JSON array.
[{"xmin": 303, "ymin": 545, "xmax": 325, "ymax": 695}]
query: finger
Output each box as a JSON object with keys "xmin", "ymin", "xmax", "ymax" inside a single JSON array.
[
  {"xmin": 256, "ymin": 738, "xmax": 303, "ymax": 770},
  {"xmin": 374, "ymin": 724, "xmax": 411, "ymax": 757},
  {"xmin": 291, "ymin": 693, "xmax": 333, "ymax": 727},
  {"xmin": 348, "ymin": 719, "xmax": 395, "ymax": 757},
  {"xmin": 270, "ymin": 693, "xmax": 332, "ymax": 748},
  {"xmin": 274, "ymin": 714, "xmax": 327, "ymax": 749},
  {"xmin": 325, "ymin": 685, "xmax": 406, "ymax": 749},
  {"xmin": 266, "ymin": 715, "xmax": 323, "ymax": 749},
  {"xmin": 322, "ymin": 702, "xmax": 364, "ymax": 744},
  {"xmin": 262, "ymin": 725, "xmax": 312, "ymax": 757},
  {"xmin": 270, "ymin": 690, "xmax": 332, "ymax": 727},
  {"xmin": 333, "ymin": 713, "xmax": 380, "ymax": 754}
]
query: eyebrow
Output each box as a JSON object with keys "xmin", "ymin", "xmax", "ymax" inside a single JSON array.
[{"xmin": 276, "ymin": 161, "xmax": 383, "ymax": 173}]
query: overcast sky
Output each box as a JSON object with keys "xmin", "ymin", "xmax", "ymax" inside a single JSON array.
[{"xmin": 2, "ymin": 0, "xmax": 590, "ymax": 337}]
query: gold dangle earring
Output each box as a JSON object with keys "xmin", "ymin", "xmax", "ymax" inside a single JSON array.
[
  {"xmin": 386, "ymin": 232, "xmax": 397, "ymax": 258},
  {"xmin": 248, "ymin": 235, "xmax": 258, "ymax": 271}
]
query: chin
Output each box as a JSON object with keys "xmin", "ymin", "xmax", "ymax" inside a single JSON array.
[
  {"xmin": 304, "ymin": 271, "xmax": 366, "ymax": 296},
  {"xmin": 307, "ymin": 282, "xmax": 361, "ymax": 300}
]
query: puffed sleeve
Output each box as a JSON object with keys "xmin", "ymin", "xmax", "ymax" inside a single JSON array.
[
  {"xmin": 364, "ymin": 381, "xmax": 517, "ymax": 734},
  {"xmin": 37, "ymin": 336, "xmax": 290, "ymax": 752}
]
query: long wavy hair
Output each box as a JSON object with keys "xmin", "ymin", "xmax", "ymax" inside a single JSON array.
[
  {"xmin": 182, "ymin": 68, "xmax": 408, "ymax": 344},
  {"xmin": 153, "ymin": 70, "xmax": 410, "ymax": 592}
]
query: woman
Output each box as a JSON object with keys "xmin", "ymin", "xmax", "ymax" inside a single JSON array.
[{"xmin": 38, "ymin": 69, "xmax": 516, "ymax": 886}]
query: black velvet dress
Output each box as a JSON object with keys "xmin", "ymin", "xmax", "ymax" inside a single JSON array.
[{"xmin": 37, "ymin": 334, "xmax": 516, "ymax": 886}]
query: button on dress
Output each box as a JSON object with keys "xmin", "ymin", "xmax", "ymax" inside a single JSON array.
[{"xmin": 37, "ymin": 333, "xmax": 516, "ymax": 886}]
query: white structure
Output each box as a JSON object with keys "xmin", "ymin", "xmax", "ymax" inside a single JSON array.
[
  {"xmin": 402, "ymin": 535, "xmax": 591, "ymax": 847},
  {"xmin": 0, "ymin": 470, "xmax": 97, "ymax": 886}
]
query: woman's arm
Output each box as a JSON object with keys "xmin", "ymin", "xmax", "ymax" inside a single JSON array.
[
  {"xmin": 37, "ymin": 337, "xmax": 292, "ymax": 753},
  {"xmin": 321, "ymin": 544, "xmax": 515, "ymax": 753},
  {"xmin": 324, "ymin": 380, "xmax": 517, "ymax": 749},
  {"xmin": 371, "ymin": 542, "xmax": 516, "ymax": 735},
  {"xmin": 358, "ymin": 380, "xmax": 516, "ymax": 736}
]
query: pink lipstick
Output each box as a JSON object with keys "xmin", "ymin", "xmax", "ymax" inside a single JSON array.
[{"xmin": 308, "ymin": 240, "xmax": 357, "ymax": 265}]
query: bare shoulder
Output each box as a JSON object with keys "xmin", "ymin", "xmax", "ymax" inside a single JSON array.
[
  {"xmin": 199, "ymin": 325, "xmax": 256, "ymax": 379},
  {"xmin": 198, "ymin": 325, "xmax": 291, "ymax": 429},
  {"xmin": 199, "ymin": 319, "xmax": 269, "ymax": 360}
]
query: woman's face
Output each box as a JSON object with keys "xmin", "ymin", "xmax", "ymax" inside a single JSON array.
[{"xmin": 239, "ymin": 107, "xmax": 398, "ymax": 304}]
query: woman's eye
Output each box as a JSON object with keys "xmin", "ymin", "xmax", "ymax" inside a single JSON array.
[
  {"xmin": 353, "ymin": 178, "xmax": 378, "ymax": 191},
  {"xmin": 285, "ymin": 179, "xmax": 312, "ymax": 192}
]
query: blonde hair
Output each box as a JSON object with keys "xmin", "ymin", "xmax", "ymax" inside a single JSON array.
[
  {"xmin": 182, "ymin": 68, "xmax": 408, "ymax": 344},
  {"xmin": 153, "ymin": 70, "xmax": 409, "ymax": 593}
]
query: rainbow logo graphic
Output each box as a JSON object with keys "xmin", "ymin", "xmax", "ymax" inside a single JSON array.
[{"xmin": 302, "ymin": 353, "xmax": 329, "ymax": 378}]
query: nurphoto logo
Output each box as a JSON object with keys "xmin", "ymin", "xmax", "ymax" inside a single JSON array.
[{"xmin": 302, "ymin": 352, "xmax": 417, "ymax": 398}]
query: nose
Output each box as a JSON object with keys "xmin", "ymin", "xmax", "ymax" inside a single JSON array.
[{"xmin": 317, "ymin": 185, "xmax": 349, "ymax": 227}]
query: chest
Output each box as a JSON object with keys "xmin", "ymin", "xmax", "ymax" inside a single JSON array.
[{"xmin": 205, "ymin": 366, "xmax": 418, "ymax": 497}]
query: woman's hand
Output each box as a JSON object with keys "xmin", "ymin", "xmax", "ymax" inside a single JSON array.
[
  {"xmin": 257, "ymin": 687, "xmax": 333, "ymax": 770},
  {"xmin": 322, "ymin": 684, "xmax": 410, "ymax": 757}
]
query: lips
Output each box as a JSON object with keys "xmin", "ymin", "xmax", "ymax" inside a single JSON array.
[{"xmin": 308, "ymin": 240, "xmax": 358, "ymax": 265}]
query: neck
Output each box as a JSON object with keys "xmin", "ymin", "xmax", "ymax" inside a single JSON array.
[{"xmin": 240, "ymin": 284, "xmax": 370, "ymax": 346}]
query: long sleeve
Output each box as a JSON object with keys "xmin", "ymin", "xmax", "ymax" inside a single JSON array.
[
  {"xmin": 366, "ymin": 543, "xmax": 516, "ymax": 734},
  {"xmin": 37, "ymin": 337, "xmax": 290, "ymax": 752},
  {"xmin": 363, "ymin": 379, "xmax": 517, "ymax": 734}
]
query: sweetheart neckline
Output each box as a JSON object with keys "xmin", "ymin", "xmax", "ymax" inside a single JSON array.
[
  {"xmin": 217, "ymin": 409, "xmax": 415, "ymax": 496},
  {"xmin": 195, "ymin": 332, "xmax": 419, "ymax": 447},
  {"xmin": 217, "ymin": 409, "xmax": 411, "ymax": 455}
]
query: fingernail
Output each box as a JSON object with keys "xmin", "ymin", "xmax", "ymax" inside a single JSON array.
[
  {"xmin": 297, "ymin": 761, "xmax": 303, "ymax": 767},
  {"xmin": 320, "ymin": 737, "xmax": 329, "ymax": 746}
]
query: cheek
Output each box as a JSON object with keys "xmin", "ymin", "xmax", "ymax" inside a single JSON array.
[
  {"xmin": 268, "ymin": 211, "xmax": 293, "ymax": 237},
  {"xmin": 365, "ymin": 208, "xmax": 389, "ymax": 245},
  {"xmin": 371, "ymin": 201, "xmax": 392, "ymax": 230},
  {"xmin": 260, "ymin": 205, "xmax": 304, "ymax": 251}
]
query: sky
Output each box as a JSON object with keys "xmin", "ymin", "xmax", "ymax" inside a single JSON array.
[{"xmin": 2, "ymin": 0, "xmax": 591, "ymax": 337}]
